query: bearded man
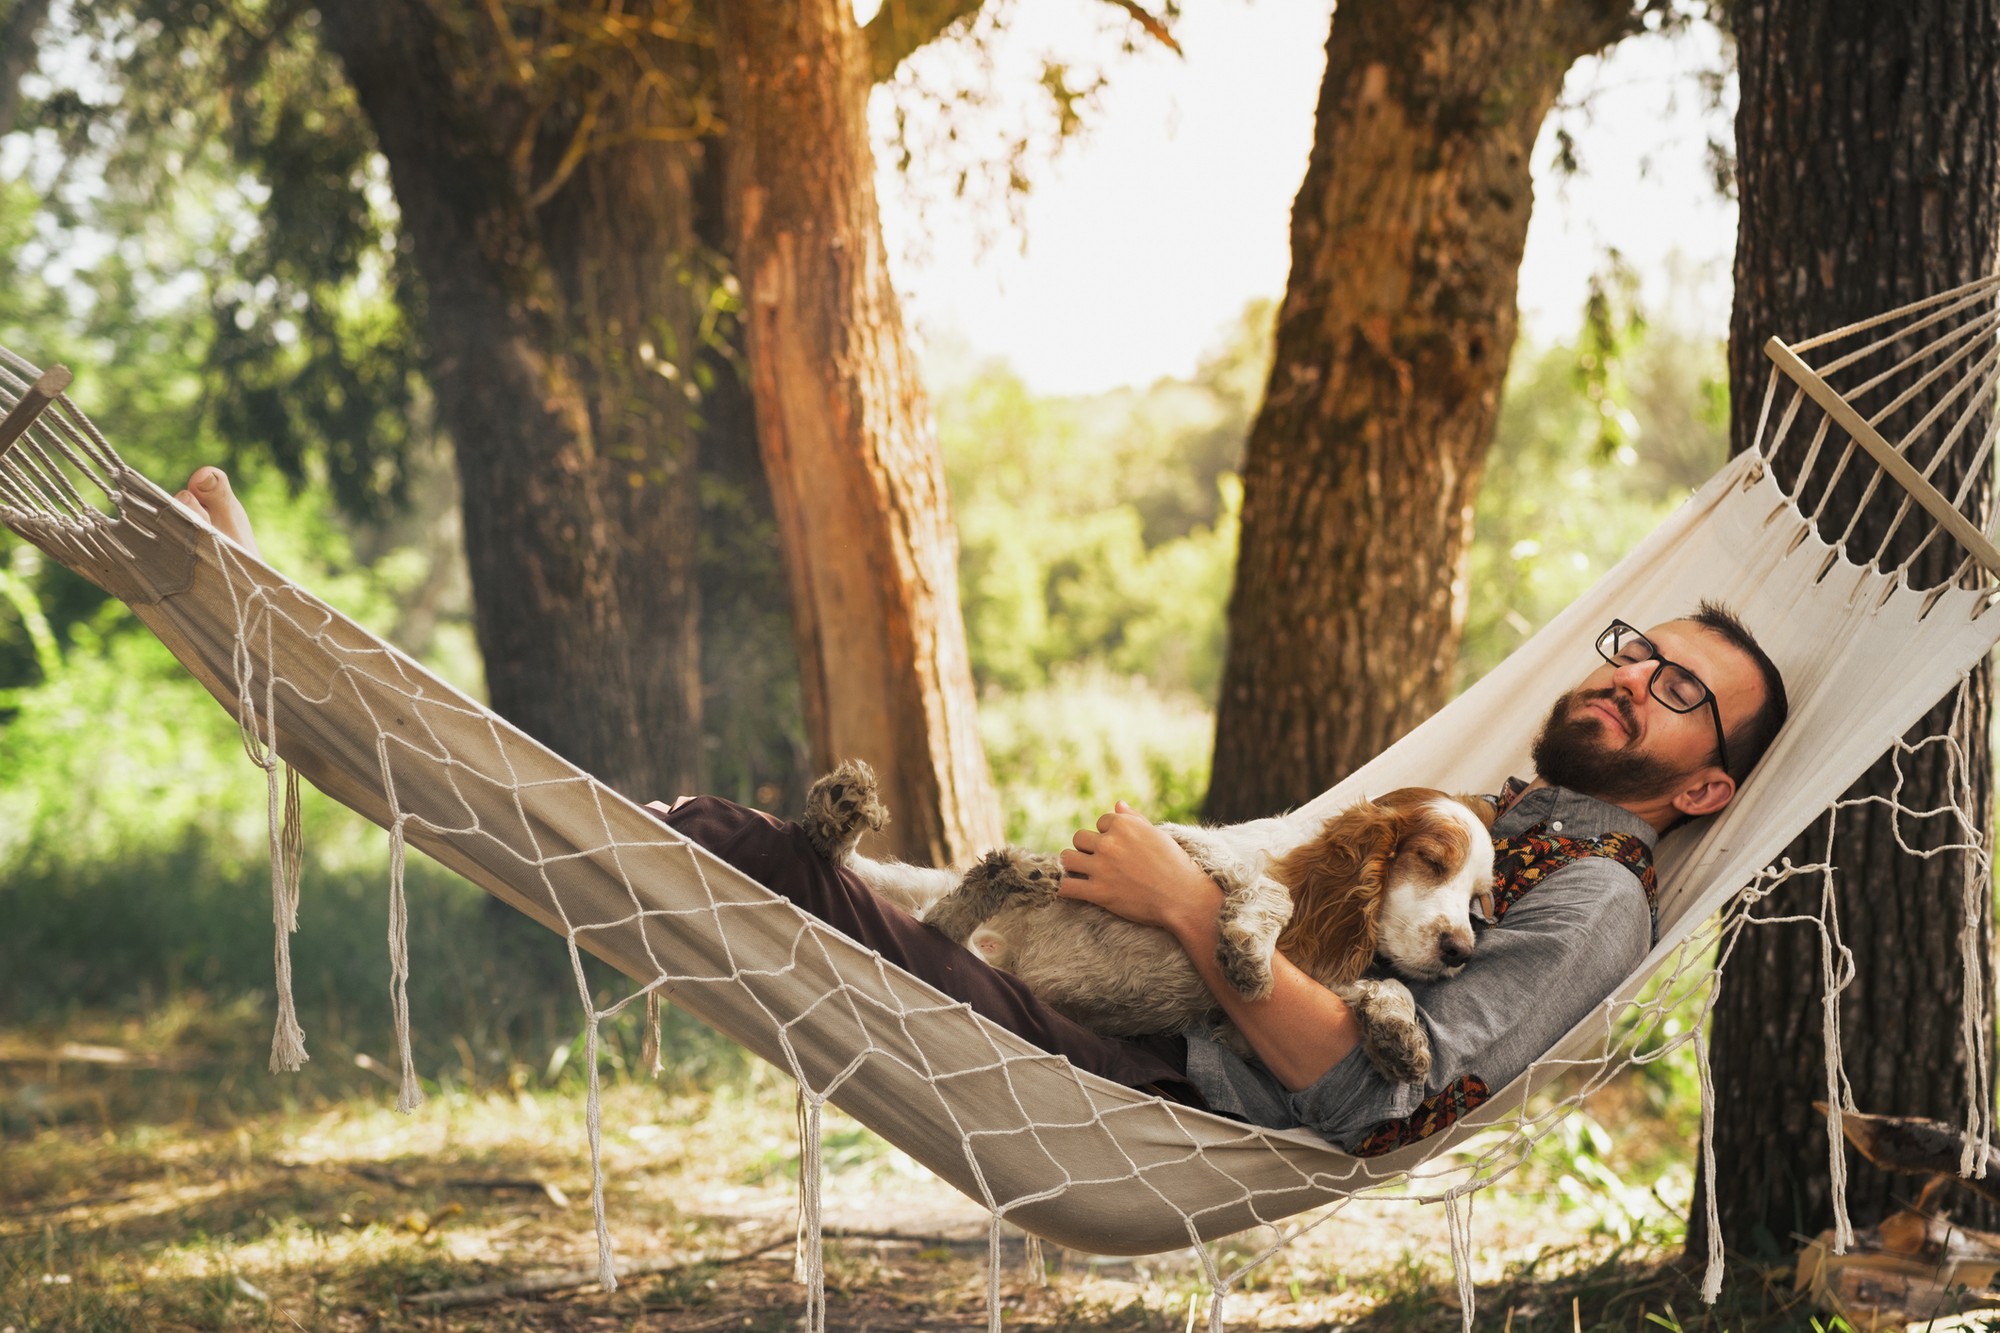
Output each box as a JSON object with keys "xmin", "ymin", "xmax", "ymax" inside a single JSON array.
[{"xmin": 1076, "ymin": 604, "xmax": 1787, "ymax": 1151}]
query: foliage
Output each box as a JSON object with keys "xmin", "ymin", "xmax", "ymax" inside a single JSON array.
[
  {"xmin": 875, "ymin": 0, "xmax": 1187, "ymax": 261},
  {"xmin": 935, "ymin": 300, "xmax": 1266, "ymax": 705},
  {"xmin": 28, "ymin": 0, "xmax": 426, "ymax": 519},
  {"xmin": 1460, "ymin": 315, "xmax": 1730, "ymax": 689},
  {"xmin": 979, "ymin": 666, "xmax": 1213, "ymax": 847}
]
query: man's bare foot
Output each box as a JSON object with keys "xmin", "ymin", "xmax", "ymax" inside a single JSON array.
[{"xmin": 173, "ymin": 467, "xmax": 262, "ymax": 559}]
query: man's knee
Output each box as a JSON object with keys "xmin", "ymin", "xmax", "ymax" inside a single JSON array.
[{"xmin": 662, "ymin": 795, "xmax": 815, "ymax": 878}]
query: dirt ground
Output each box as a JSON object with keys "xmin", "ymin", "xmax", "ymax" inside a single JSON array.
[{"xmin": 0, "ymin": 1015, "xmax": 1943, "ymax": 1332}]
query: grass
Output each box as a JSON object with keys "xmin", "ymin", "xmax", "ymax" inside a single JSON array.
[{"xmin": 0, "ymin": 1000, "xmax": 1923, "ymax": 1332}]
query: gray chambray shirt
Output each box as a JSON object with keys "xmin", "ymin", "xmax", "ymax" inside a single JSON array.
[{"xmin": 1181, "ymin": 783, "xmax": 1657, "ymax": 1150}]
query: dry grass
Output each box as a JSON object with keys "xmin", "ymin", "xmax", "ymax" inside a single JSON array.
[{"xmin": 0, "ymin": 1006, "xmax": 1883, "ymax": 1332}]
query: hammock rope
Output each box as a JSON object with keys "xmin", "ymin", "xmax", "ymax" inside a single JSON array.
[{"xmin": 3, "ymin": 276, "xmax": 2000, "ymax": 1325}]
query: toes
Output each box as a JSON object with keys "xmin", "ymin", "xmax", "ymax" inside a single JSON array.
[{"xmin": 185, "ymin": 467, "xmax": 260, "ymax": 556}]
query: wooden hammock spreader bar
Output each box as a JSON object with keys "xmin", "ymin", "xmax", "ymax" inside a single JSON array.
[
  {"xmin": 1765, "ymin": 336, "xmax": 2000, "ymax": 580},
  {"xmin": 0, "ymin": 365, "xmax": 72, "ymax": 456}
]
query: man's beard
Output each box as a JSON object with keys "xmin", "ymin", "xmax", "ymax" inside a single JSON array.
[{"xmin": 1531, "ymin": 687, "xmax": 1695, "ymax": 804}]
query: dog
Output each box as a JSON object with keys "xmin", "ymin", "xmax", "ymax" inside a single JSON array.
[{"xmin": 801, "ymin": 761, "xmax": 1496, "ymax": 1085}]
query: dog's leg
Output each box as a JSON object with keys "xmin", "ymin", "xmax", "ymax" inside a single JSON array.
[
  {"xmin": 1333, "ymin": 977, "xmax": 1433, "ymax": 1085},
  {"xmin": 801, "ymin": 759, "xmax": 889, "ymax": 865},
  {"xmin": 1173, "ymin": 831, "xmax": 1290, "ymax": 1002},
  {"xmin": 921, "ymin": 847, "xmax": 1064, "ymax": 945},
  {"xmin": 845, "ymin": 854, "xmax": 960, "ymax": 916}
]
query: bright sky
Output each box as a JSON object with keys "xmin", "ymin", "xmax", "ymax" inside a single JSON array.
[{"xmin": 874, "ymin": 1, "xmax": 1738, "ymax": 396}]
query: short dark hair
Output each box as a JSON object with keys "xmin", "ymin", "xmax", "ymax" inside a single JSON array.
[{"xmin": 1687, "ymin": 600, "xmax": 1788, "ymax": 786}]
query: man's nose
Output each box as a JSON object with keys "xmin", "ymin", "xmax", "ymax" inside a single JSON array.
[{"xmin": 1610, "ymin": 657, "xmax": 1656, "ymax": 694}]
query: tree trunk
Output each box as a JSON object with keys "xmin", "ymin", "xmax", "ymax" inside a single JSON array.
[
  {"xmin": 1205, "ymin": 0, "xmax": 1637, "ymax": 822},
  {"xmin": 688, "ymin": 134, "xmax": 813, "ymax": 812},
  {"xmin": 1696, "ymin": 0, "xmax": 2000, "ymax": 1256},
  {"xmin": 714, "ymin": 0, "xmax": 1000, "ymax": 865},
  {"xmin": 314, "ymin": 0, "xmax": 706, "ymax": 801},
  {"xmin": 0, "ymin": 0, "xmax": 51, "ymax": 139}
]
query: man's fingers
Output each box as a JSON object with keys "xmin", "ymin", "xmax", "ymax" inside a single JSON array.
[
  {"xmin": 1058, "ymin": 848, "xmax": 1089, "ymax": 877},
  {"xmin": 1071, "ymin": 827, "xmax": 1099, "ymax": 853},
  {"xmin": 1114, "ymin": 800, "xmax": 1136, "ymax": 815}
]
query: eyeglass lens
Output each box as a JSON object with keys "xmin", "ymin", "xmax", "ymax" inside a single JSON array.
[{"xmin": 1597, "ymin": 624, "xmax": 1709, "ymax": 712}]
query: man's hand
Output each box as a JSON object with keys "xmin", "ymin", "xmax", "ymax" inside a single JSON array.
[
  {"xmin": 1061, "ymin": 801, "xmax": 1365, "ymax": 1092},
  {"xmin": 1057, "ymin": 801, "xmax": 1222, "ymax": 945}
]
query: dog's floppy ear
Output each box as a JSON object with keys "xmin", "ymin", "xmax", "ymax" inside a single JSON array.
[{"xmin": 1272, "ymin": 798, "xmax": 1400, "ymax": 987}]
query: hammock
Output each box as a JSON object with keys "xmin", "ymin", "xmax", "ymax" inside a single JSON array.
[{"xmin": 2, "ymin": 280, "xmax": 1997, "ymax": 1324}]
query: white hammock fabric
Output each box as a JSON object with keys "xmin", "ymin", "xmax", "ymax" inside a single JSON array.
[{"xmin": 2, "ymin": 280, "xmax": 1997, "ymax": 1323}]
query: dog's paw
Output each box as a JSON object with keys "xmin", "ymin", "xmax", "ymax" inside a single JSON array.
[
  {"xmin": 1336, "ymin": 977, "xmax": 1433, "ymax": 1085},
  {"xmin": 801, "ymin": 759, "xmax": 888, "ymax": 865},
  {"xmin": 1174, "ymin": 831, "xmax": 1282, "ymax": 1001},
  {"xmin": 961, "ymin": 846, "xmax": 1065, "ymax": 901},
  {"xmin": 1215, "ymin": 931, "xmax": 1276, "ymax": 1001},
  {"xmin": 922, "ymin": 847, "xmax": 1062, "ymax": 944},
  {"xmin": 960, "ymin": 840, "xmax": 1072, "ymax": 904}
]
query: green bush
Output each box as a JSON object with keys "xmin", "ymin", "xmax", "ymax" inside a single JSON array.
[{"xmin": 978, "ymin": 666, "xmax": 1214, "ymax": 848}]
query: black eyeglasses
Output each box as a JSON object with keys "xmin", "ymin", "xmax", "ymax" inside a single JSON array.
[{"xmin": 1595, "ymin": 620, "xmax": 1731, "ymax": 775}]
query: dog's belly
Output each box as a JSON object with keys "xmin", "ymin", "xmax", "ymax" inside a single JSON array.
[{"xmin": 986, "ymin": 901, "xmax": 1216, "ymax": 1037}]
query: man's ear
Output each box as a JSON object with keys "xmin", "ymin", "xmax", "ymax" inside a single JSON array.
[{"xmin": 1672, "ymin": 769, "xmax": 1737, "ymax": 820}]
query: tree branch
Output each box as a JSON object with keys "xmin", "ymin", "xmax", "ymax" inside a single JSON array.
[
  {"xmin": 863, "ymin": 0, "xmax": 985, "ymax": 84},
  {"xmin": 864, "ymin": 0, "xmax": 1183, "ymax": 84},
  {"xmin": 1101, "ymin": 0, "xmax": 1182, "ymax": 55}
]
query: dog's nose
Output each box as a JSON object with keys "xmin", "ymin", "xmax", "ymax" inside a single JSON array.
[{"xmin": 1438, "ymin": 935, "xmax": 1473, "ymax": 969}]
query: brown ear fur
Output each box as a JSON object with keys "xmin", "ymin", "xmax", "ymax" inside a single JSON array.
[
  {"xmin": 1272, "ymin": 799, "xmax": 1408, "ymax": 987},
  {"xmin": 1456, "ymin": 791, "xmax": 1499, "ymax": 831}
]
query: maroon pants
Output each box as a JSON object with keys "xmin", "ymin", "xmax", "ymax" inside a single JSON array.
[{"xmin": 659, "ymin": 795, "xmax": 1203, "ymax": 1105}]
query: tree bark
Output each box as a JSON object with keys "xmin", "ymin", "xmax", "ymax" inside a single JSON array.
[
  {"xmin": 1695, "ymin": 0, "xmax": 2000, "ymax": 1256},
  {"xmin": 1205, "ymin": 0, "xmax": 1638, "ymax": 822},
  {"xmin": 314, "ymin": 0, "xmax": 707, "ymax": 800},
  {"xmin": 713, "ymin": 0, "xmax": 1000, "ymax": 865},
  {"xmin": 0, "ymin": 0, "xmax": 51, "ymax": 139}
]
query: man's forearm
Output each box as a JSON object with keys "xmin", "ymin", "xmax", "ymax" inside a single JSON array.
[
  {"xmin": 1172, "ymin": 915, "xmax": 1364, "ymax": 1091},
  {"xmin": 1057, "ymin": 806, "xmax": 1367, "ymax": 1091}
]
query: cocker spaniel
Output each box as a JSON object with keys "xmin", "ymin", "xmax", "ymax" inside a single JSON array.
[{"xmin": 802, "ymin": 762, "xmax": 1495, "ymax": 1085}]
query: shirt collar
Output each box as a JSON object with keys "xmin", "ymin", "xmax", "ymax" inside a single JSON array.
[{"xmin": 1491, "ymin": 777, "xmax": 1659, "ymax": 848}]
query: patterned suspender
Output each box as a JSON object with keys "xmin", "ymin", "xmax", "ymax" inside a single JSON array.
[
  {"xmin": 1348, "ymin": 820, "xmax": 1657, "ymax": 1159},
  {"xmin": 1491, "ymin": 824, "xmax": 1658, "ymax": 920}
]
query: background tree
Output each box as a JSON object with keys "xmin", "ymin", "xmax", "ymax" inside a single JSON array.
[
  {"xmin": 30, "ymin": 0, "xmax": 1205, "ymax": 857},
  {"xmin": 26, "ymin": 0, "xmax": 725, "ymax": 801},
  {"xmin": 22, "ymin": 0, "xmax": 1033, "ymax": 848},
  {"xmin": 715, "ymin": 0, "xmax": 999, "ymax": 862},
  {"xmin": 1695, "ymin": 0, "xmax": 2000, "ymax": 1254},
  {"xmin": 303, "ymin": 0, "xmax": 715, "ymax": 802},
  {"xmin": 1205, "ymin": 0, "xmax": 1651, "ymax": 819},
  {"xmin": 0, "ymin": 0, "xmax": 50, "ymax": 136}
]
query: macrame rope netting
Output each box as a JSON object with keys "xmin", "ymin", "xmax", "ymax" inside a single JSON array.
[{"xmin": 2, "ymin": 279, "xmax": 1999, "ymax": 1330}]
